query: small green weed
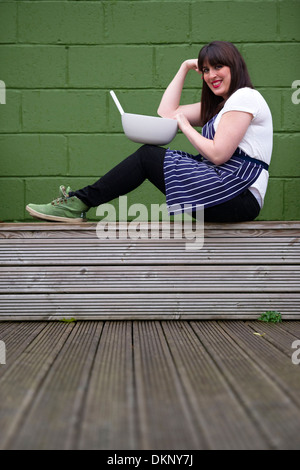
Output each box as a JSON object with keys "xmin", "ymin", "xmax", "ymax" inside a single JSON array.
[
  {"xmin": 59, "ymin": 317, "xmax": 77, "ymax": 323},
  {"xmin": 258, "ymin": 311, "xmax": 282, "ymax": 323}
]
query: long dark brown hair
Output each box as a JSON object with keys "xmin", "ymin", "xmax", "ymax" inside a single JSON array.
[{"xmin": 198, "ymin": 41, "xmax": 253, "ymax": 126}]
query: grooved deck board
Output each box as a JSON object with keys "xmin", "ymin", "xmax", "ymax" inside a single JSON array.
[
  {"xmin": 1, "ymin": 238, "xmax": 299, "ymax": 266},
  {"xmin": 0, "ymin": 293, "xmax": 299, "ymax": 320},
  {"xmin": 0, "ymin": 322, "xmax": 74, "ymax": 449},
  {"xmin": 0, "ymin": 265, "xmax": 299, "ymax": 293}
]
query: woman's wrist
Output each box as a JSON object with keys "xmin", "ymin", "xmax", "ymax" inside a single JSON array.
[
  {"xmin": 175, "ymin": 113, "xmax": 192, "ymax": 133},
  {"xmin": 180, "ymin": 61, "xmax": 191, "ymax": 75}
]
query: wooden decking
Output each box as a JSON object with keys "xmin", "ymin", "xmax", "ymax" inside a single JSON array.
[
  {"xmin": 0, "ymin": 319, "xmax": 300, "ymax": 450},
  {"xmin": 0, "ymin": 221, "xmax": 300, "ymax": 319}
]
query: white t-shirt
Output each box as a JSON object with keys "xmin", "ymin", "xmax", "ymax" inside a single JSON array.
[{"xmin": 214, "ymin": 87, "xmax": 273, "ymax": 207}]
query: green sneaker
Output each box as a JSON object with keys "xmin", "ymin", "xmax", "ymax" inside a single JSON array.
[{"xmin": 26, "ymin": 186, "xmax": 89, "ymax": 223}]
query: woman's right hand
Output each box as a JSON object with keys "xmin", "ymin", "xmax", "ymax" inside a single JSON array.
[{"xmin": 183, "ymin": 59, "xmax": 201, "ymax": 75}]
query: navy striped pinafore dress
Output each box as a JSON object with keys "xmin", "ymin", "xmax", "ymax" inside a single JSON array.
[{"xmin": 163, "ymin": 114, "xmax": 269, "ymax": 214}]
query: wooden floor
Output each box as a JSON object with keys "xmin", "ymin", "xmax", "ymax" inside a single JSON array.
[{"xmin": 0, "ymin": 319, "xmax": 300, "ymax": 450}]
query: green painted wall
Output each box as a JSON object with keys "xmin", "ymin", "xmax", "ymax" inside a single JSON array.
[{"xmin": 0, "ymin": 0, "xmax": 299, "ymax": 222}]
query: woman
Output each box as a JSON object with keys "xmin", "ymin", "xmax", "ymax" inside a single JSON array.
[{"xmin": 26, "ymin": 41, "xmax": 273, "ymax": 223}]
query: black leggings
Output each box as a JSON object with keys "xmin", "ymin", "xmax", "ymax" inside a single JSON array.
[{"xmin": 73, "ymin": 144, "xmax": 260, "ymax": 223}]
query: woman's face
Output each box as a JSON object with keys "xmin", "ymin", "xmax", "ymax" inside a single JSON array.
[{"xmin": 202, "ymin": 62, "xmax": 231, "ymax": 99}]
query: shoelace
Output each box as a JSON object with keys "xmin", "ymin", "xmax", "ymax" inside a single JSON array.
[
  {"xmin": 51, "ymin": 196, "xmax": 69, "ymax": 205},
  {"xmin": 51, "ymin": 186, "xmax": 73, "ymax": 205}
]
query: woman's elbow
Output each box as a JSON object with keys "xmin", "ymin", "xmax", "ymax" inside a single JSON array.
[
  {"xmin": 204, "ymin": 146, "xmax": 232, "ymax": 166},
  {"xmin": 213, "ymin": 153, "xmax": 232, "ymax": 166},
  {"xmin": 157, "ymin": 107, "xmax": 173, "ymax": 119}
]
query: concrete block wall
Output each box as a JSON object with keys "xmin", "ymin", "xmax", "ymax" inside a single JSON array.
[{"xmin": 0, "ymin": 0, "xmax": 299, "ymax": 221}]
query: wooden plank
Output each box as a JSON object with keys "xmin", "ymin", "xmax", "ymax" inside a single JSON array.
[
  {"xmin": 0, "ymin": 265, "xmax": 299, "ymax": 293},
  {"xmin": 131, "ymin": 321, "xmax": 202, "ymax": 449},
  {"xmin": 1, "ymin": 236, "xmax": 299, "ymax": 245},
  {"xmin": 1, "ymin": 221, "xmax": 300, "ymax": 238},
  {"xmin": 279, "ymin": 321, "xmax": 300, "ymax": 337},
  {"xmin": 247, "ymin": 321, "xmax": 300, "ymax": 352},
  {"xmin": 220, "ymin": 321, "xmax": 300, "ymax": 408},
  {"xmin": 7, "ymin": 321, "xmax": 103, "ymax": 450},
  {"xmin": 78, "ymin": 322, "xmax": 137, "ymax": 450},
  {"xmin": 0, "ymin": 322, "xmax": 74, "ymax": 450},
  {"xmin": 190, "ymin": 321, "xmax": 300, "ymax": 450},
  {"xmin": 0, "ymin": 238, "xmax": 299, "ymax": 265},
  {"xmin": 0, "ymin": 293, "xmax": 299, "ymax": 320},
  {"xmin": 0, "ymin": 321, "xmax": 16, "ymax": 335},
  {"xmin": 0, "ymin": 322, "xmax": 47, "ymax": 369},
  {"xmin": 161, "ymin": 321, "xmax": 268, "ymax": 449},
  {"xmin": 245, "ymin": 321, "xmax": 300, "ymax": 357}
]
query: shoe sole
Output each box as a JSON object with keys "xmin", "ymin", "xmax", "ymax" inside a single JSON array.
[{"xmin": 26, "ymin": 205, "xmax": 87, "ymax": 223}]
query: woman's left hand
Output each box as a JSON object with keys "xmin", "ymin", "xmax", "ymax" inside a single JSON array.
[{"xmin": 175, "ymin": 112, "xmax": 191, "ymax": 131}]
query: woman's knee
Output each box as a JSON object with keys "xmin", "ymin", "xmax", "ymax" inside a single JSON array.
[
  {"xmin": 133, "ymin": 144, "xmax": 165, "ymax": 168},
  {"xmin": 137, "ymin": 144, "xmax": 161, "ymax": 157}
]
